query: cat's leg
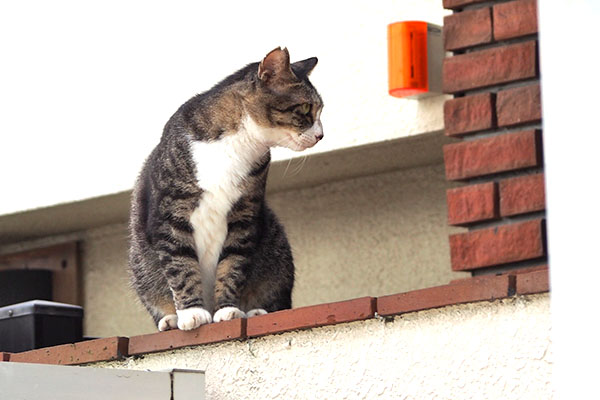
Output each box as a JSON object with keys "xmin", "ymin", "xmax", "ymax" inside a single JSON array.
[
  {"xmin": 213, "ymin": 254, "xmax": 249, "ymax": 322},
  {"xmin": 155, "ymin": 232, "xmax": 212, "ymax": 330},
  {"xmin": 132, "ymin": 254, "xmax": 182, "ymax": 331},
  {"xmin": 238, "ymin": 206, "xmax": 294, "ymax": 316},
  {"xmin": 213, "ymin": 198, "xmax": 262, "ymax": 322}
]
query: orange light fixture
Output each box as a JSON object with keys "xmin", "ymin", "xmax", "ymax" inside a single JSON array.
[{"xmin": 388, "ymin": 21, "xmax": 442, "ymax": 99}]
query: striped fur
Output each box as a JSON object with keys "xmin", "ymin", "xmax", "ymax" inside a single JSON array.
[{"xmin": 128, "ymin": 48, "xmax": 323, "ymax": 331}]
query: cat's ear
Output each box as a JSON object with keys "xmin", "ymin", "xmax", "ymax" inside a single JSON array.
[
  {"xmin": 258, "ymin": 47, "xmax": 294, "ymax": 83},
  {"xmin": 291, "ymin": 57, "xmax": 318, "ymax": 78}
]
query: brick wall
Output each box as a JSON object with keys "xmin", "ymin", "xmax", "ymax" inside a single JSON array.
[{"xmin": 442, "ymin": 0, "xmax": 546, "ymax": 276}]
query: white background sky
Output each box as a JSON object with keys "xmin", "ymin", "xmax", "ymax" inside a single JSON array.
[
  {"xmin": 0, "ymin": 0, "xmax": 445, "ymax": 215},
  {"xmin": 539, "ymin": 1, "xmax": 600, "ymax": 397}
]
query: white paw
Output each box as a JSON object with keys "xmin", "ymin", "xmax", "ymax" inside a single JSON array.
[
  {"xmin": 213, "ymin": 306, "xmax": 246, "ymax": 322},
  {"xmin": 176, "ymin": 307, "xmax": 212, "ymax": 330},
  {"xmin": 246, "ymin": 308, "xmax": 268, "ymax": 318},
  {"xmin": 158, "ymin": 314, "xmax": 178, "ymax": 331}
]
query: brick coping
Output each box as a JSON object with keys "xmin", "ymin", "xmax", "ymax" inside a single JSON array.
[{"xmin": 1, "ymin": 267, "xmax": 549, "ymax": 365}]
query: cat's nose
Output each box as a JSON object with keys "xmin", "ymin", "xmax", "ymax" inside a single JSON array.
[{"xmin": 315, "ymin": 133, "xmax": 324, "ymax": 141}]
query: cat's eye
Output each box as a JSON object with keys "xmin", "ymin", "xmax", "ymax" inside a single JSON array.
[{"xmin": 297, "ymin": 103, "xmax": 311, "ymax": 115}]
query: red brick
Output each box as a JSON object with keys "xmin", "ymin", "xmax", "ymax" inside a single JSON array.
[
  {"xmin": 447, "ymin": 182, "xmax": 498, "ymax": 225},
  {"xmin": 444, "ymin": 93, "xmax": 495, "ymax": 136},
  {"xmin": 510, "ymin": 264, "xmax": 548, "ymax": 276},
  {"xmin": 10, "ymin": 337, "xmax": 128, "ymax": 365},
  {"xmin": 128, "ymin": 318, "xmax": 246, "ymax": 356},
  {"xmin": 494, "ymin": 0, "xmax": 538, "ymax": 40},
  {"xmin": 449, "ymin": 219, "xmax": 545, "ymax": 271},
  {"xmin": 443, "ymin": 41, "xmax": 537, "ymax": 93},
  {"xmin": 444, "ymin": 8, "xmax": 492, "ymax": 51},
  {"xmin": 515, "ymin": 268, "xmax": 550, "ymax": 294},
  {"xmin": 1, "ymin": 352, "xmax": 10, "ymax": 362},
  {"xmin": 377, "ymin": 275, "xmax": 514, "ymax": 316},
  {"xmin": 497, "ymin": 83, "xmax": 542, "ymax": 127},
  {"xmin": 500, "ymin": 173, "xmax": 545, "ymax": 216},
  {"xmin": 444, "ymin": 129, "xmax": 541, "ymax": 180},
  {"xmin": 449, "ymin": 265, "xmax": 547, "ymax": 285},
  {"xmin": 443, "ymin": 0, "xmax": 487, "ymax": 9},
  {"xmin": 246, "ymin": 297, "xmax": 375, "ymax": 338}
]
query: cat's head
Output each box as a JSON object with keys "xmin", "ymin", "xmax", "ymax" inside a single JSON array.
[{"xmin": 245, "ymin": 47, "xmax": 323, "ymax": 152}]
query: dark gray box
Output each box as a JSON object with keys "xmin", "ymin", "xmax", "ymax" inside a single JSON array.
[
  {"xmin": 0, "ymin": 269, "xmax": 53, "ymax": 307},
  {"xmin": 0, "ymin": 300, "xmax": 83, "ymax": 353}
]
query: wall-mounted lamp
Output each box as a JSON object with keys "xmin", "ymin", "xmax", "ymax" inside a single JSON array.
[{"xmin": 388, "ymin": 21, "xmax": 443, "ymax": 99}]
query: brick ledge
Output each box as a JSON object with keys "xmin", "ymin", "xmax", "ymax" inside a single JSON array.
[
  {"xmin": 2, "ymin": 268, "xmax": 549, "ymax": 364},
  {"xmin": 7, "ymin": 336, "xmax": 128, "ymax": 365}
]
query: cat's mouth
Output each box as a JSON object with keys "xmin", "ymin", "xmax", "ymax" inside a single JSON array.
[
  {"xmin": 285, "ymin": 134, "xmax": 319, "ymax": 152},
  {"xmin": 284, "ymin": 122, "xmax": 323, "ymax": 151}
]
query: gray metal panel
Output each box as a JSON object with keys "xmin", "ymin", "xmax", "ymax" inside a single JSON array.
[
  {"xmin": 0, "ymin": 300, "xmax": 83, "ymax": 320},
  {"xmin": 426, "ymin": 23, "xmax": 443, "ymax": 95},
  {"xmin": 0, "ymin": 362, "xmax": 171, "ymax": 400},
  {"xmin": 173, "ymin": 369, "xmax": 206, "ymax": 400}
]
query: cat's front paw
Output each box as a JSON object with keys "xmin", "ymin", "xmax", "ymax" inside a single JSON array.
[
  {"xmin": 213, "ymin": 306, "xmax": 246, "ymax": 322},
  {"xmin": 246, "ymin": 308, "xmax": 268, "ymax": 318},
  {"xmin": 157, "ymin": 314, "xmax": 178, "ymax": 331},
  {"xmin": 176, "ymin": 307, "xmax": 212, "ymax": 330}
]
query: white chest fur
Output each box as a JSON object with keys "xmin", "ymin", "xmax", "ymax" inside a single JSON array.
[{"xmin": 189, "ymin": 122, "xmax": 267, "ymax": 311}]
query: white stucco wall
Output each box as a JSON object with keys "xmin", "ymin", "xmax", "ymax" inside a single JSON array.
[{"xmin": 96, "ymin": 294, "xmax": 553, "ymax": 400}]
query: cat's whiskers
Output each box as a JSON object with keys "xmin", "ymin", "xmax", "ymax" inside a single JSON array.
[
  {"xmin": 291, "ymin": 155, "xmax": 309, "ymax": 176},
  {"xmin": 282, "ymin": 157, "xmax": 294, "ymax": 179}
]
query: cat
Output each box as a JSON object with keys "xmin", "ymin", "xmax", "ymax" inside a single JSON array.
[{"xmin": 128, "ymin": 47, "xmax": 323, "ymax": 331}]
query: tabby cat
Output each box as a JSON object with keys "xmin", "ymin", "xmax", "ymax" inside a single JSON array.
[{"xmin": 128, "ymin": 48, "xmax": 323, "ymax": 331}]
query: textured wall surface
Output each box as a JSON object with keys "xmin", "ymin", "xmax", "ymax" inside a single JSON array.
[
  {"xmin": 76, "ymin": 163, "xmax": 465, "ymax": 337},
  {"xmin": 79, "ymin": 224, "xmax": 156, "ymax": 335},
  {"xmin": 270, "ymin": 163, "xmax": 466, "ymax": 307},
  {"xmin": 97, "ymin": 294, "xmax": 553, "ymax": 400}
]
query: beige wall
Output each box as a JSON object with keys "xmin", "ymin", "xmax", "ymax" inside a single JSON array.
[
  {"xmin": 271, "ymin": 162, "xmax": 465, "ymax": 307},
  {"xmin": 76, "ymin": 162, "xmax": 464, "ymax": 338},
  {"xmin": 96, "ymin": 294, "xmax": 553, "ymax": 400},
  {"xmin": 79, "ymin": 224, "xmax": 154, "ymax": 336}
]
